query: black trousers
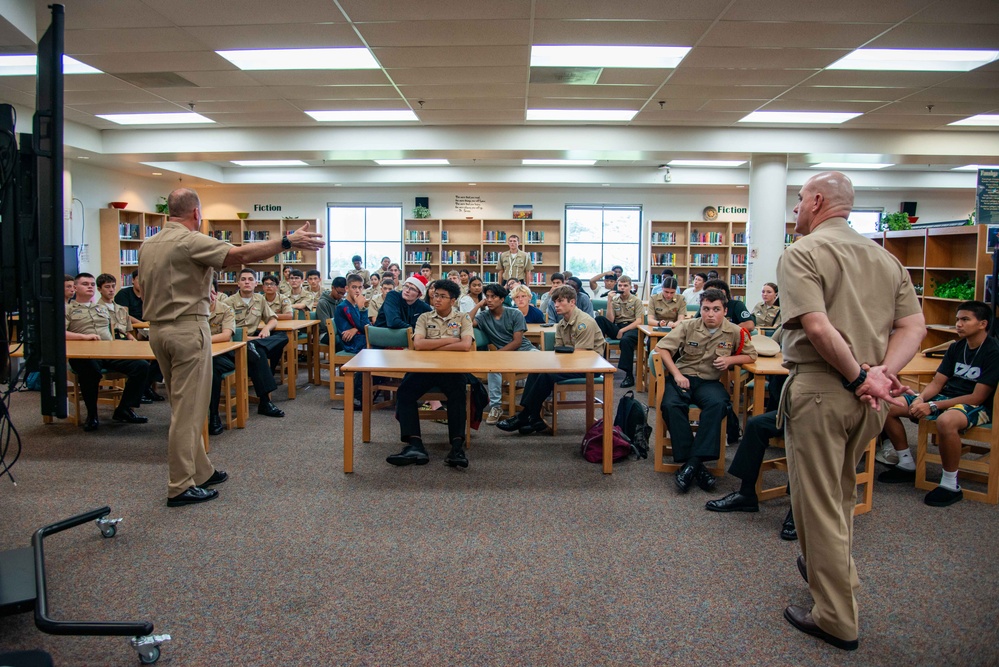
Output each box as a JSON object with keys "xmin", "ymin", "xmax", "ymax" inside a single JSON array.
[
  {"xmin": 661, "ymin": 375, "xmax": 730, "ymax": 463},
  {"xmin": 594, "ymin": 317, "xmax": 639, "ymax": 375},
  {"xmin": 210, "ymin": 342, "xmax": 279, "ymax": 415},
  {"xmin": 250, "ymin": 335, "xmax": 287, "ymax": 372},
  {"xmin": 69, "ymin": 358, "xmax": 149, "ymax": 415},
  {"xmin": 519, "ymin": 372, "xmax": 585, "ymax": 418},
  {"xmin": 396, "ymin": 372, "xmax": 467, "ymax": 443},
  {"xmin": 728, "ymin": 410, "xmax": 783, "ymax": 485}
]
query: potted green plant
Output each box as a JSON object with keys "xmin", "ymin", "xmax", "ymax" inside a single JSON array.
[
  {"xmin": 879, "ymin": 211, "xmax": 911, "ymax": 232},
  {"xmin": 413, "ymin": 205, "xmax": 431, "ymax": 219},
  {"xmin": 155, "ymin": 196, "xmax": 168, "ymax": 214}
]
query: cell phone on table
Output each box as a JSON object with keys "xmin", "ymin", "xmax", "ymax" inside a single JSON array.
[{"xmin": 540, "ymin": 323, "xmax": 555, "ymax": 328}]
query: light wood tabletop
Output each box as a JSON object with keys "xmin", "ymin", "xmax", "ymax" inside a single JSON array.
[{"xmin": 273, "ymin": 318, "xmax": 321, "ymax": 397}]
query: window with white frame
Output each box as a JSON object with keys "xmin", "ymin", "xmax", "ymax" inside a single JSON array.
[
  {"xmin": 564, "ymin": 205, "xmax": 642, "ymax": 281},
  {"xmin": 326, "ymin": 204, "xmax": 403, "ymax": 278},
  {"xmin": 848, "ymin": 208, "xmax": 884, "ymax": 235}
]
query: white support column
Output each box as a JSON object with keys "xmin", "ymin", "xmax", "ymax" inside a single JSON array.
[{"xmin": 747, "ymin": 154, "xmax": 789, "ymax": 305}]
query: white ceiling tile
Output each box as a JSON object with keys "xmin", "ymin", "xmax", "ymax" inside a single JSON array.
[
  {"xmin": 0, "ymin": 76, "xmax": 37, "ymax": 93},
  {"xmin": 68, "ymin": 101, "xmax": 191, "ymax": 114},
  {"xmin": 596, "ymin": 70, "xmax": 672, "ymax": 86},
  {"xmin": 909, "ymin": 0, "xmax": 999, "ymax": 24},
  {"xmin": 278, "ymin": 86, "xmax": 403, "ymax": 101},
  {"xmin": 64, "ymin": 88, "xmax": 165, "ymax": 105},
  {"xmin": 759, "ymin": 100, "xmax": 883, "ymax": 112},
  {"xmin": 80, "ymin": 51, "xmax": 236, "ymax": 73},
  {"xmin": 182, "ymin": 23, "xmax": 362, "ymax": 50},
  {"xmin": 200, "ymin": 110, "xmax": 312, "ymax": 123},
  {"xmin": 534, "ymin": 0, "xmax": 734, "ymax": 21},
  {"xmin": 417, "ymin": 109, "xmax": 526, "ymax": 123},
  {"xmin": 0, "ymin": 86, "xmax": 35, "ymax": 107},
  {"xmin": 904, "ymin": 87, "xmax": 999, "ymax": 104},
  {"xmin": 633, "ymin": 98, "xmax": 705, "ymax": 111},
  {"xmin": 388, "ymin": 67, "xmax": 527, "ymax": 86},
  {"xmin": 870, "ymin": 100, "xmax": 998, "ymax": 115},
  {"xmin": 700, "ymin": 99, "xmax": 771, "ymax": 112},
  {"xmin": 188, "ymin": 99, "xmax": 302, "ymax": 113},
  {"xmin": 682, "ymin": 47, "xmax": 848, "ymax": 69},
  {"xmin": 724, "ymin": 0, "xmax": 931, "ymax": 23},
  {"xmin": 531, "ymin": 20, "xmax": 712, "ymax": 45},
  {"xmin": 527, "ymin": 84, "xmax": 655, "ymax": 99},
  {"xmin": 525, "ymin": 98, "xmax": 641, "ymax": 110},
  {"xmin": 700, "ymin": 21, "xmax": 890, "ymax": 49},
  {"xmin": 45, "ymin": 0, "xmax": 174, "ymax": 30},
  {"xmin": 658, "ymin": 84, "xmax": 790, "ymax": 99},
  {"xmin": 931, "ymin": 71, "xmax": 999, "ymax": 89},
  {"xmin": 66, "ymin": 27, "xmax": 201, "ymax": 53},
  {"xmin": 668, "ymin": 68, "xmax": 818, "ymax": 87},
  {"xmin": 174, "ymin": 70, "xmax": 263, "ymax": 87},
  {"xmin": 287, "ymin": 100, "xmax": 413, "ymax": 111},
  {"xmin": 150, "ymin": 86, "xmax": 290, "ymax": 102},
  {"xmin": 339, "ymin": 0, "xmax": 532, "ymax": 21},
  {"xmin": 867, "ymin": 22, "xmax": 999, "ymax": 48},
  {"xmin": 373, "ymin": 46, "xmax": 530, "ymax": 68},
  {"xmin": 140, "ymin": 0, "xmax": 343, "ymax": 27},
  {"xmin": 805, "ymin": 70, "xmax": 956, "ymax": 87},
  {"xmin": 246, "ymin": 70, "xmax": 393, "ymax": 86},
  {"xmin": 398, "ymin": 83, "xmax": 527, "ymax": 99},
  {"xmin": 400, "ymin": 97, "xmax": 526, "ymax": 110},
  {"xmin": 795, "ymin": 86, "xmax": 921, "ymax": 102},
  {"xmin": 355, "ymin": 20, "xmax": 530, "ymax": 48},
  {"xmin": 845, "ymin": 114, "xmax": 964, "ymax": 129},
  {"xmin": 631, "ymin": 110, "xmax": 745, "ymax": 123}
]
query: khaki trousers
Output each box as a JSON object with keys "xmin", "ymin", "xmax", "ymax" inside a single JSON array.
[
  {"xmin": 782, "ymin": 369, "xmax": 885, "ymax": 642},
  {"xmin": 150, "ymin": 318, "xmax": 215, "ymax": 497}
]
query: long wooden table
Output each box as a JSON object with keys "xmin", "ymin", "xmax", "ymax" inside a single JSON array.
[
  {"xmin": 340, "ymin": 349, "xmax": 617, "ymax": 473},
  {"xmin": 273, "ymin": 319, "xmax": 321, "ymax": 398}
]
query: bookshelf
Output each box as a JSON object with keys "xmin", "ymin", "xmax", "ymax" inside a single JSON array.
[
  {"xmin": 648, "ymin": 220, "xmax": 749, "ymax": 297},
  {"xmin": 204, "ymin": 218, "xmax": 319, "ymax": 290},
  {"xmin": 99, "ymin": 207, "xmax": 167, "ymax": 287}
]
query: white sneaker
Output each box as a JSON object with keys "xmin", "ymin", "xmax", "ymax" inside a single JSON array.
[
  {"xmin": 875, "ymin": 439, "xmax": 899, "ymax": 466},
  {"xmin": 486, "ymin": 406, "xmax": 504, "ymax": 425}
]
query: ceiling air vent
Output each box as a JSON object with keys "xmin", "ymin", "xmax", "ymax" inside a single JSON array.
[
  {"xmin": 114, "ymin": 72, "xmax": 198, "ymax": 88},
  {"xmin": 529, "ymin": 67, "xmax": 602, "ymax": 85}
]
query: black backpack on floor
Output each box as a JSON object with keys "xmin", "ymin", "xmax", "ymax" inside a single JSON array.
[{"xmin": 614, "ymin": 390, "xmax": 651, "ymax": 459}]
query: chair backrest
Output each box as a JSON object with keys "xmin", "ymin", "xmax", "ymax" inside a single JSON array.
[
  {"xmin": 473, "ymin": 327, "xmax": 491, "ymax": 350},
  {"xmin": 233, "ymin": 327, "xmax": 244, "ymax": 342},
  {"xmin": 365, "ymin": 324, "xmax": 412, "ymax": 349},
  {"xmin": 686, "ymin": 303, "xmax": 700, "ymax": 313},
  {"xmin": 294, "ymin": 308, "xmax": 310, "ymax": 320},
  {"xmin": 591, "ymin": 298, "xmax": 607, "ymax": 315},
  {"xmin": 324, "ymin": 318, "xmax": 335, "ymax": 341},
  {"xmin": 542, "ymin": 330, "xmax": 556, "ymax": 351}
]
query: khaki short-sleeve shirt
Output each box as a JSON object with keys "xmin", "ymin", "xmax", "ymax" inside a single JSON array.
[
  {"xmin": 415, "ymin": 308, "xmax": 473, "ymax": 341},
  {"xmin": 752, "ymin": 302, "xmax": 781, "ymax": 328},
  {"xmin": 497, "ymin": 250, "xmax": 533, "ymax": 281},
  {"xmin": 610, "ymin": 292, "xmax": 645, "ymax": 325},
  {"xmin": 649, "ymin": 293, "xmax": 687, "ymax": 324},
  {"xmin": 65, "ymin": 301, "xmax": 114, "ymax": 340},
  {"xmin": 555, "ymin": 306, "xmax": 605, "ymax": 352},
  {"xmin": 288, "ymin": 290, "xmax": 316, "ymax": 310},
  {"xmin": 209, "ymin": 299, "xmax": 237, "ymax": 336},
  {"xmin": 346, "ymin": 268, "xmax": 370, "ymax": 286},
  {"xmin": 655, "ymin": 317, "xmax": 757, "ymax": 380},
  {"xmin": 101, "ymin": 299, "xmax": 133, "ymax": 337},
  {"xmin": 226, "ymin": 293, "xmax": 277, "ymax": 333},
  {"xmin": 138, "ymin": 221, "xmax": 232, "ymax": 321},
  {"xmin": 264, "ymin": 293, "xmax": 292, "ymax": 315},
  {"xmin": 278, "ymin": 279, "xmax": 292, "ymax": 295},
  {"xmin": 777, "ymin": 217, "xmax": 921, "ymax": 367},
  {"xmin": 367, "ymin": 292, "xmax": 385, "ymax": 320}
]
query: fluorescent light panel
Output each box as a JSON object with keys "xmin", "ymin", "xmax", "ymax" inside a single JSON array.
[
  {"xmin": 828, "ymin": 49, "xmax": 999, "ymax": 72},
  {"xmin": 739, "ymin": 111, "xmax": 861, "ymax": 124},
  {"xmin": 522, "ymin": 159, "xmax": 597, "ymax": 166},
  {"xmin": 810, "ymin": 162, "xmax": 893, "ymax": 170},
  {"xmin": 527, "ymin": 109, "xmax": 636, "ymax": 122},
  {"xmin": 231, "ymin": 160, "xmax": 308, "ymax": 167},
  {"xmin": 374, "ymin": 159, "xmax": 449, "ymax": 166},
  {"xmin": 952, "ymin": 164, "xmax": 999, "ymax": 171},
  {"xmin": 949, "ymin": 114, "xmax": 999, "ymax": 127},
  {"xmin": 0, "ymin": 55, "xmax": 102, "ymax": 76},
  {"xmin": 668, "ymin": 160, "xmax": 746, "ymax": 167},
  {"xmin": 97, "ymin": 112, "xmax": 214, "ymax": 125},
  {"xmin": 306, "ymin": 110, "xmax": 419, "ymax": 122},
  {"xmin": 530, "ymin": 45, "xmax": 690, "ymax": 69},
  {"xmin": 216, "ymin": 48, "xmax": 379, "ymax": 70}
]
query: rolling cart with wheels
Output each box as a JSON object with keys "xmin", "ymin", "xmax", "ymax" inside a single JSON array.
[{"xmin": 0, "ymin": 506, "xmax": 171, "ymax": 664}]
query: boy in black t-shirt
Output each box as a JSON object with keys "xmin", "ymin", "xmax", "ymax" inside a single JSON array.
[{"xmin": 879, "ymin": 300, "xmax": 999, "ymax": 506}]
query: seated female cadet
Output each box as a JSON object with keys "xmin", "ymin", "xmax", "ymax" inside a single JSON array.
[
  {"xmin": 648, "ymin": 276, "xmax": 687, "ymax": 327},
  {"xmin": 751, "ymin": 282, "xmax": 781, "ymax": 329}
]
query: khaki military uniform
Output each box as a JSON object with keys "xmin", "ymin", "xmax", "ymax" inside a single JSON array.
[
  {"xmin": 66, "ymin": 301, "xmax": 115, "ymax": 341},
  {"xmin": 209, "ymin": 299, "xmax": 237, "ymax": 336},
  {"xmin": 777, "ymin": 217, "xmax": 920, "ymax": 642},
  {"xmin": 649, "ymin": 293, "xmax": 687, "ymax": 325},
  {"xmin": 609, "ymin": 292, "xmax": 644, "ymax": 325},
  {"xmin": 227, "ymin": 292, "xmax": 278, "ymax": 334},
  {"xmin": 595, "ymin": 292, "xmax": 645, "ymax": 374},
  {"xmin": 752, "ymin": 301, "xmax": 781, "ymax": 328},
  {"xmin": 367, "ymin": 292, "xmax": 386, "ymax": 321},
  {"xmin": 288, "ymin": 289, "xmax": 316, "ymax": 310},
  {"xmin": 362, "ymin": 285, "xmax": 378, "ymax": 300},
  {"xmin": 264, "ymin": 293, "xmax": 292, "ymax": 316},
  {"xmin": 278, "ymin": 279, "xmax": 292, "ymax": 296},
  {"xmin": 496, "ymin": 250, "xmax": 533, "ymax": 282},
  {"xmin": 656, "ymin": 318, "xmax": 757, "ymax": 381},
  {"xmin": 100, "ymin": 299, "xmax": 133, "ymax": 338},
  {"xmin": 346, "ymin": 268, "xmax": 370, "ymax": 286},
  {"xmin": 415, "ymin": 308, "xmax": 473, "ymax": 341},
  {"xmin": 139, "ymin": 220, "xmax": 230, "ymax": 496}
]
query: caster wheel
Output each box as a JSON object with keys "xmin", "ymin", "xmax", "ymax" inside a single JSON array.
[
  {"xmin": 138, "ymin": 646, "xmax": 160, "ymax": 664},
  {"xmin": 100, "ymin": 525, "xmax": 117, "ymax": 539}
]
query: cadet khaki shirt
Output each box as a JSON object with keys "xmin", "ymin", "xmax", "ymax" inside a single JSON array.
[
  {"xmin": 415, "ymin": 307, "xmax": 473, "ymax": 341},
  {"xmin": 209, "ymin": 299, "xmax": 237, "ymax": 336},
  {"xmin": 496, "ymin": 250, "xmax": 533, "ymax": 282},
  {"xmin": 226, "ymin": 292, "xmax": 277, "ymax": 334},
  {"xmin": 609, "ymin": 292, "xmax": 645, "ymax": 326},
  {"xmin": 777, "ymin": 217, "xmax": 921, "ymax": 368},
  {"xmin": 346, "ymin": 268, "xmax": 370, "ymax": 286},
  {"xmin": 264, "ymin": 293, "xmax": 292, "ymax": 316},
  {"xmin": 555, "ymin": 306, "xmax": 605, "ymax": 352},
  {"xmin": 648, "ymin": 293, "xmax": 687, "ymax": 324},
  {"xmin": 288, "ymin": 290, "xmax": 316, "ymax": 310},
  {"xmin": 367, "ymin": 292, "xmax": 385, "ymax": 320},
  {"xmin": 65, "ymin": 301, "xmax": 114, "ymax": 341},
  {"xmin": 278, "ymin": 279, "xmax": 292, "ymax": 295},
  {"xmin": 138, "ymin": 221, "xmax": 232, "ymax": 321},
  {"xmin": 655, "ymin": 317, "xmax": 757, "ymax": 381},
  {"xmin": 100, "ymin": 299, "xmax": 133, "ymax": 338},
  {"xmin": 752, "ymin": 302, "xmax": 781, "ymax": 328}
]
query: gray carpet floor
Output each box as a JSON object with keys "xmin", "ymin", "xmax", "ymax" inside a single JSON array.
[{"xmin": 1, "ymin": 369, "xmax": 997, "ymax": 667}]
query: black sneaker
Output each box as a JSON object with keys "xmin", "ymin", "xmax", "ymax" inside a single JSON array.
[
  {"xmin": 878, "ymin": 466, "xmax": 916, "ymax": 484},
  {"xmin": 924, "ymin": 486, "xmax": 963, "ymax": 507},
  {"xmin": 620, "ymin": 375, "xmax": 635, "ymax": 388},
  {"xmin": 445, "ymin": 439, "xmax": 468, "ymax": 469}
]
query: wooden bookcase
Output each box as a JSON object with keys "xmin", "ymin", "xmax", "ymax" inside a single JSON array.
[
  {"xmin": 99, "ymin": 207, "xmax": 167, "ymax": 287},
  {"xmin": 204, "ymin": 218, "xmax": 319, "ymax": 290},
  {"xmin": 648, "ymin": 220, "xmax": 749, "ymax": 298}
]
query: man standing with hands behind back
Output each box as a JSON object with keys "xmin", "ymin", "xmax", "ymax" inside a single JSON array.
[
  {"xmin": 776, "ymin": 172, "xmax": 924, "ymax": 650},
  {"xmin": 496, "ymin": 234, "xmax": 532, "ymax": 283},
  {"xmin": 139, "ymin": 188, "xmax": 323, "ymax": 507}
]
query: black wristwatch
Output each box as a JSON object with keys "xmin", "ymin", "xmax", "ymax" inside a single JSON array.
[
  {"xmin": 842, "ymin": 368, "xmax": 867, "ymax": 392},
  {"xmin": 281, "ymin": 235, "xmax": 292, "ymax": 250}
]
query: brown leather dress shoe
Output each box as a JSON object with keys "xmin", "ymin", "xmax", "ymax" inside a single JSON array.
[{"xmin": 783, "ymin": 605, "xmax": 858, "ymax": 651}]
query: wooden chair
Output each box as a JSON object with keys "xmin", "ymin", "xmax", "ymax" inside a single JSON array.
[
  {"xmin": 67, "ymin": 368, "xmax": 126, "ymax": 425},
  {"xmin": 540, "ymin": 330, "xmax": 605, "ymax": 435},
  {"xmin": 915, "ymin": 390, "xmax": 999, "ymax": 504},
  {"xmin": 327, "ymin": 318, "xmax": 358, "ymax": 402},
  {"xmin": 219, "ymin": 327, "xmax": 244, "ymax": 430},
  {"xmin": 591, "ymin": 298, "xmax": 607, "ymax": 317},
  {"xmin": 407, "ymin": 330, "xmax": 474, "ymax": 444},
  {"xmin": 363, "ymin": 325, "xmax": 413, "ymax": 410},
  {"xmin": 473, "ymin": 327, "xmax": 526, "ymax": 417},
  {"xmin": 651, "ymin": 353, "xmax": 727, "ymax": 476}
]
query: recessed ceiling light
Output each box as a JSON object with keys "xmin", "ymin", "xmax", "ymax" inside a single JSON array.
[
  {"xmin": 739, "ymin": 111, "xmax": 861, "ymax": 124},
  {"xmin": 96, "ymin": 112, "xmax": 214, "ymax": 125},
  {"xmin": 527, "ymin": 109, "xmax": 637, "ymax": 122},
  {"xmin": 231, "ymin": 160, "xmax": 309, "ymax": 167},
  {"xmin": 530, "ymin": 45, "xmax": 691, "ymax": 69},
  {"xmin": 811, "ymin": 162, "xmax": 893, "ymax": 170},
  {"xmin": 522, "ymin": 159, "xmax": 597, "ymax": 166},
  {"xmin": 77, "ymin": 156, "xmax": 89, "ymax": 160},
  {"xmin": 601, "ymin": 183, "xmax": 610, "ymax": 187},
  {"xmin": 468, "ymin": 183, "xmax": 477, "ymax": 186},
  {"xmin": 374, "ymin": 159, "xmax": 449, "ymax": 166},
  {"xmin": 151, "ymin": 172, "xmax": 162, "ymax": 175},
  {"xmin": 952, "ymin": 164, "xmax": 999, "ymax": 171},
  {"xmin": 827, "ymin": 49, "xmax": 999, "ymax": 72},
  {"xmin": 949, "ymin": 114, "xmax": 999, "ymax": 127},
  {"xmin": 216, "ymin": 48, "xmax": 379, "ymax": 71},
  {"xmin": 0, "ymin": 55, "xmax": 102, "ymax": 76},
  {"xmin": 305, "ymin": 110, "xmax": 419, "ymax": 122},
  {"xmin": 668, "ymin": 160, "xmax": 746, "ymax": 167}
]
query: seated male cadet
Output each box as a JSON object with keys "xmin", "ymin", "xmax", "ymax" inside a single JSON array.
[
  {"xmin": 64, "ymin": 273, "xmax": 76, "ymax": 303},
  {"xmin": 367, "ymin": 277, "xmax": 393, "ymax": 321},
  {"xmin": 225, "ymin": 269, "xmax": 286, "ymax": 417},
  {"xmin": 497, "ymin": 284, "xmax": 605, "ymax": 435},
  {"xmin": 304, "ymin": 268, "xmax": 324, "ymax": 304},
  {"xmin": 373, "ymin": 274, "xmax": 432, "ymax": 331},
  {"xmin": 547, "ymin": 276, "xmax": 595, "ymax": 323},
  {"xmin": 346, "ymin": 254, "xmax": 370, "ymax": 287},
  {"xmin": 702, "ymin": 278, "xmax": 756, "ymax": 333},
  {"xmin": 648, "ymin": 276, "xmax": 687, "ymax": 327},
  {"xmin": 386, "ymin": 279, "xmax": 474, "ymax": 469},
  {"xmin": 589, "ymin": 265, "xmax": 623, "ymax": 298},
  {"xmin": 65, "ymin": 272, "xmax": 149, "ymax": 431},
  {"xmin": 207, "ymin": 279, "xmax": 284, "ymax": 434},
  {"xmin": 113, "ymin": 269, "xmax": 145, "ymax": 325},
  {"xmin": 286, "ymin": 269, "xmax": 314, "ymax": 312},
  {"xmin": 594, "ymin": 274, "xmax": 645, "ymax": 388},
  {"xmin": 878, "ymin": 300, "xmax": 999, "ymax": 506},
  {"xmin": 261, "ymin": 273, "xmax": 293, "ymax": 320},
  {"xmin": 334, "ymin": 274, "xmax": 369, "ymax": 407},
  {"xmin": 537, "ymin": 272, "xmax": 565, "ymax": 316},
  {"xmin": 96, "ymin": 273, "xmax": 136, "ymax": 340},
  {"xmin": 278, "ymin": 265, "xmax": 293, "ymax": 295},
  {"xmin": 654, "ymin": 288, "xmax": 757, "ymax": 493},
  {"xmin": 317, "ymin": 276, "xmax": 347, "ymax": 346}
]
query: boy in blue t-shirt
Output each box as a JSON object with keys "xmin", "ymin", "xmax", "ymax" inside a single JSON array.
[{"xmin": 879, "ymin": 300, "xmax": 999, "ymax": 506}]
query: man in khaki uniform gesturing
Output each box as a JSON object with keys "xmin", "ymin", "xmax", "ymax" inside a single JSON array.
[
  {"xmin": 139, "ymin": 188, "xmax": 323, "ymax": 507},
  {"xmin": 777, "ymin": 172, "xmax": 924, "ymax": 650},
  {"xmin": 496, "ymin": 234, "xmax": 533, "ymax": 283}
]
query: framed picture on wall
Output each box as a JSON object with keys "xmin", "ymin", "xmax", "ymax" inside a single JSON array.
[
  {"xmin": 987, "ymin": 225, "xmax": 999, "ymax": 254},
  {"xmin": 513, "ymin": 204, "xmax": 533, "ymax": 220}
]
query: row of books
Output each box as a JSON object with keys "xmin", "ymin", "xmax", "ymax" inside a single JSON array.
[
  {"xmin": 691, "ymin": 253, "xmax": 721, "ymax": 267},
  {"xmin": 405, "ymin": 251, "xmax": 433, "ymax": 263},
  {"xmin": 732, "ymin": 232, "xmax": 747, "ymax": 244},
  {"xmin": 525, "ymin": 231, "xmax": 545, "ymax": 243},
  {"xmin": 730, "ymin": 273, "xmax": 747, "ymax": 286},
  {"xmin": 785, "ymin": 234, "xmax": 796, "ymax": 245},
  {"xmin": 243, "ymin": 230, "xmax": 271, "ymax": 242},
  {"xmin": 405, "ymin": 230, "xmax": 432, "ymax": 242},
  {"xmin": 118, "ymin": 224, "xmax": 141, "ymax": 240},
  {"xmin": 731, "ymin": 254, "xmax": 748, "ymax": 265},
  {"xmin": 441, "ymin": 250, "xmax": 480, "ymax": 264},
  {"xmin": 651, "ymin": 253, "xmax": 678, "ymax": 267},
  {"xmin": 119, "ymin": 249, "xmax": 139, "ymax": 265},
  {"xmin": 120, "ymin": 272, "xmax": 134, "ymax": 287},
  {"xmin": 690, "ymin": 231, "xmax": 724, "ymax": 245},
  {"xmin": 211, "ymin": 230, "xmax": 234, "ymax": 242},
  {"xmin": 651, "ymin": 232, "xmax": 677, "ymax": 244},
  {"xmin": 528, "ymin": 272, "xmax": 547, "ymax": 284},
  {"xmin": 282, "ymin": 251, "xmax": 306, "ymax": 263},
  {"xmin": 528, "ymin": 252, "xmax": 543, "ymax": 263},
  {"xmin": 483, "ymin": 231, "xmax": 507, "ymax": 242}
]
